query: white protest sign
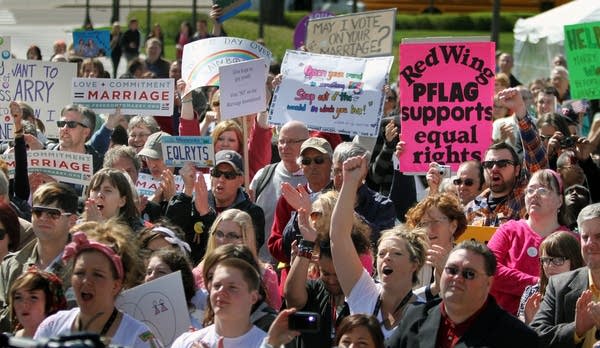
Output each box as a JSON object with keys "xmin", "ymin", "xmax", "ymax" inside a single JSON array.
[
  {"xmin": 0, "ymin": 36, "xmax": 10, "ymax": 60},
  {"xmin": 6, "ymin": 59, "xmax": 77, "ymax": 138},
  {"xmin": 305, "ymin": 8, "xmax": 396, "ymax": 58},
  {"xmin": 136, "ymin": 172, "xmax": 185, "ymax": 197},
  {"xmin": 269, "ymin": 50, "xmax": 393, "ymax": 137},
  {"xmin": 116, "ymin": 271, "xmax": 191, "ymax": 347},
  {"xmin": 161, "ymin": 135, "xmax": 214, "ymax": 167},
  {"xmin": 218, "ymin": 58, "xmax": 268, "ymax": 120},
  {"xmin": 181, "ymin": 37, "xmax": 272, "ymax": 95},
  {"xmin": 71, "ymin": 78, "xmax": 174, "ymax": 116},
  {"xmin": 1, "ymin": 150, "xmax": 93, "ymax": 185}
]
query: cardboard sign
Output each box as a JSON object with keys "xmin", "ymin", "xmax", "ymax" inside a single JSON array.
[
  {"xmin": 456, "ymin": 225, "xmax": 497, "ymax": 244},
  {"xmin": 305, "ymin": 9, "xmax": 396, "ymax": 58},
  {"xmin": 269, "ymin": 50, "xmax": 392, "ymax": 137},
  {"xmin": 116, "ymin": 271, "xmax": 191, "ymax": 347},
  {"xmin": 161, "ymin": 136, "xmax": 214, "ymax": 167},
  {"xmin": 218, "ymin": 58, "xmax": 268, "ymax": 119},
  {"xmin": 136, "ymin": 172, "xmax": 185, "ymax": 197},
  {"xmin": 5, "ymin": 59, "xmax": 77, "ymax": 138},
  {"xmin": 1, "ymin": 150, "xmax": 93, "ymax": 185},
  {"xmin": 213, "ymin": 0, "xmax": 251, "ymax": 22},
  {"xmin": 71, "ymin": 78, "xmax": 174, "ymax": 116},
  {"xmin": 0, "ymin": 36, "xmax": 10, "ymax": 60},
  {"xmin": 294, "ymin": 11, "xmax": 335, "ymax": 49},
  {"xmin": 72, "ymin": 30, "xmax": 111, "ymax": 58},
  {"xmin": 564, "ymin": 21, "xmax": 600, "ymax": 99},
  {"xmin": 398, "ymin": 38, "xmax": 495, "ymax": 174},
  {"xmin": 181, "ymin": 37, "xmax": 272, "ymax": 94}
]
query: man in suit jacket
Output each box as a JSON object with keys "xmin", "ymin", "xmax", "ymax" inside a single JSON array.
[
  {"xmin": 388, "ymin": 240, "xmax": 538, "ymax": 347},
  {"xmin": 531, "ymin": 203, "xmax": 600, "ymax": 348}
]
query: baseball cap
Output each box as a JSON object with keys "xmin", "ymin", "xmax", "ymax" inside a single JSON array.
[
  {"xmin": 300, "ymin": 137, "xmax": 333, "ymax": 156},
  {"xmin": 215, "ymin": 150, "xmax": 243, "ymax": 174},
  {"xmin": 138, "ymin": 131, "xmax": 170, "ymax": 159}
]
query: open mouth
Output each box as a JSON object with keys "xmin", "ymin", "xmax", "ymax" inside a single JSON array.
[
  {"xmin": 491, "ymin": 174, "xmax": 501, "ymax": 182},
  {"xmin": 382, "ymin": 267, "xmax": 393, "ymax": 276},
  {"xmin": 96, "ymin": 204, "xmax": 104, "ymax": 211},
  {"xmin": 81, "ymin": 292, "xmax": 93, "ymax": 301}
]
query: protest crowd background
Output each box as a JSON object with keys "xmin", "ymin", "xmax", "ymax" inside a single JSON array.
[{"xmin": 2, "ymin": 1, "xmax": 600, "ymax": 347}]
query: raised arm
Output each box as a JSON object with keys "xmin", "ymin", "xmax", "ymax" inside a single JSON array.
[{"xmin": 330, "ymin": 155, "xmax": 368, "ymax": 296}]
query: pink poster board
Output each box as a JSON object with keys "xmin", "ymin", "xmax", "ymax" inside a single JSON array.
[{"xmin": 398, "ymin": 39, "xmax": 495, "ymax": 174}]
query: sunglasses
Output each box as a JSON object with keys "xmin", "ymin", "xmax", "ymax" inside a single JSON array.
[
  {"xmin": 481, "ymin": 159, "xmax": 515, "ymax": 169},
  {"xmin": 301, "ymin": 156, "xmax": 326, "ymax": 166},
  {"xmin": 444, "ymin": 266, "xmax": 480, "ymax": 280},
  {"xmin": 453, "ymin": 178, "xmax": 475, "ymax": 187},
  {"xmin": 57, "ymin": 120, "xmax": 88, "ymax": 129},
  {"xmin": 540, "ymin": 256, "xmax": 567, "ymax": 266},
  {"xmin": 210, "ymin": 168, "xmax": 240, "ymax": 180},
  {"xmin": 32, "ymin": 206, "xmax": 73, "ymax": 220}
]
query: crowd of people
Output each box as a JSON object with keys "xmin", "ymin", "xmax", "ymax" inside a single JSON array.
[{"xmin": 3, "ymin": 4, "xmax": 600, "ymax": 348}]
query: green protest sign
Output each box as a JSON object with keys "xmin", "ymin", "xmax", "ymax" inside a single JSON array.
[{"xmin": 564, "ymin": 21, "xmax": 600, "ymax": 99}]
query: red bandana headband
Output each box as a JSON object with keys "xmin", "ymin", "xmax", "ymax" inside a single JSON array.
[{"xmin": 63, "ymin": 231, "xmax": 124, "ymax": 280}]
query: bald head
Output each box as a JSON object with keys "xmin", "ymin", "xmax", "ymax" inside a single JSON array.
[{"xmin": 278, "ymin": 121, "xmax": 309, "ymax": 171}]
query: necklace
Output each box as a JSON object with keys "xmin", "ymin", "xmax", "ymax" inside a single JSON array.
[
  {"xmin": 373, "ymin": 290, "xmax": 413, "ymax": 329},
  {"xmin": 78, "ymin": 308, "xmax": 119, "ymax": 336}
]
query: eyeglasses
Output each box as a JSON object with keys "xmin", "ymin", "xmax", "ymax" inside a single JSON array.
[
  {"xmin": 525, "ymin": 186, "xmax": 553, "ymax": 196},
  {"xmin": 56, "ymin": 120, "xmax": 88, "ymax": 129},
  {"xmin": 278, "ymin": 138, "xmax": 307, "ymax": 146},
  {"xmin": 540, "ymin": 135, "xmax": 551, "ymax": 142},
  {"xmin": 129, "ymin": 132, "xmax": 151, "ymax": 139},
  {"xmin": 453, "ymin": 178, "xmax": 475, "ymax": 187},
  {"xmin": 418, "ymin": 217, "xmax": 449, "ymax": 228},
  {"xmin": 213, "ymin": 230, "xmax": 242, "ymax": 241},
  {"xmin": 301, "ymin": 155, "xmax": 326, "ymax": 166},
  {"xmin": 210, "ymin": 168, "xmax": 240, "ymax": 180},
  {"xmin": 32, "ymin": 206, "xmax": 73, "ymax": 220},
  {"xmin": 444, "ymin": 266, "xmax": 480, "ymax": 280},
  {"xmin": 540, "ymin": 256, "xmax": 567, "ymax": 266},
  {"xmin": 481, "ymin": 159, "xmax": 515, "ymax": 169}
]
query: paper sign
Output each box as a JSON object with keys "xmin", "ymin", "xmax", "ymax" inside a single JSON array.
[
  {"xmin": 455, "ymin": 225, "xmax": 497, "ymax": 244},
  {"xmin": 398, "ymin": 38, "xmax": 495, "ymax": 173},
  {"xmin": 218, "ymin": 58, "xmax": 268, "ymax": 119},
  {"xmin": 136, "ymin": 172, "xmax": 185, "ymax": 197},
  {"xmin": 71, "ymin": 78, "xmax": 174, "ymax": 116},
  {"xmin": 213, "ymin": 0, "xmax": 251, "ymax": 22},
  {"xmin": 1, "ymin": 150, "xmax": 93, "ymax": 185},
  {"xmin": 5, "ymin": 59, "xmax": 77, "ymax": 138},
  {"xmin": 72, "ymin": 30, "xmax": 111, "ymax": 58},
  {"xmin": 0, "ymin": 36, "xmax": 10, "ymax": 60},
  {"xmin": 116, "ymin": 271, "xmax": 191, "ymax": 347},
  {"xmin": 305, "ymin": 9, "xmax": 396, "ymax": 58},
  {"xmin": 564, "ymin": 21, "xmax": 600, "ymax": 99},
  {"xmin": 181, "ymin": 37, "xmax": 272, "ymax": 94},
  {"xmin": 161, "ymin": 136, "xmax": 214, "ymax": 167},
  {"xmin": 294, "ymin": 11, "xmax": 335, "ymax": 49},
  {"xmin": 269, "ymin": 50, "xmax": 392, "ymax": 137}
]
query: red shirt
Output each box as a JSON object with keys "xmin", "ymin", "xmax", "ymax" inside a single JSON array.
[{"xmin": 436, "ymin": 298, "xmax": 489, "ymax": 348}]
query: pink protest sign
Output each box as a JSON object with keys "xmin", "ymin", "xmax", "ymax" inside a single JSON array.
[{"xmin": 398, "ymin": 39, "xmax": 495, "ymax": 174}]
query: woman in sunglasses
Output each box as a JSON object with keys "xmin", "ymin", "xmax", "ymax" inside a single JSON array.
[
  {"xmin": 517, "ymin": 231, "xmax": 583, "ymax": 324},
  {"xmin": 404, "ymin": 193, "xmax": 467, "ymax": 300},
  {"xmin": 487, "ymin": 169, "xmax": 572, "ymax": 315}
]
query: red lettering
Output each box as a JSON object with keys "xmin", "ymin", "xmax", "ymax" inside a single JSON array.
[{"xmin": 123, "ymin": 91, "xmax": 131, "ymax": 99}]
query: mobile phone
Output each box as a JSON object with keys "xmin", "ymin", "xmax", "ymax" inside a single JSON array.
[
  {"xmin": 288, "ymin": 312, "xmax": 320, "ymax": 333},
  {"xmin": 438, "ymin": 165, "xmax": 452, "ymax": 180}
]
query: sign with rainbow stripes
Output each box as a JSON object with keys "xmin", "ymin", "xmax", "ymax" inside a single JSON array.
[{"xmin": 181, "ymin": 37, "xmax": 272, "ymax": 96}]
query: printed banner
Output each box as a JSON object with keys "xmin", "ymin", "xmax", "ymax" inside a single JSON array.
[
  {"xmin": 181, "ymin": 37, "xmax": 272, "ymax": 94},
  {"xmin": 213, "ymin": 0, "xmax": 251, "ymax": 22},
  {"xmin": 564, "ymin": 21, "xmax": 600, "ymax": 99},
  {"xmin": 218, "ymin": 58, "xmax": 268, "ymax": 119},
  {"xmin": 0, "ymin": 36, "xmax": 10, "ymax": 60},
  {"xmin": 269, "ymin": 50, "xmax": 393, "ymax": 137},
  {"xmin": 136, "ymin": 172, "xmax": 185, "ymax": 197},
  {"xmin": 305, "ymin": 8, "xmax": 396, "ymax": 58},
  {"xmin": 4, "ymin": 59, "xmax": 77, "ymax": 138},
  {"xmin": 161, "ymin": 136, "xmax": 214, "ymax": 167},
  {"xmin": 116, "ymin": 271, "xmax": 191, "ymax": 347},
  {"xmin": 398, "ymin": 38, "xmax": 495, "ymax": 173},
  {"xmin": 71, "ymin": 78, "xmax": 174, "ymax": 116},
  {"xmin": 1, "ymin": 150, "xmax": 93, "ymax": 185},
  {"xmin": 72, "ymin": 30, "xmax": 111, "ymax": 58}
]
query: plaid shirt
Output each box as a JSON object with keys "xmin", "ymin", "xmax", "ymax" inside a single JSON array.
[{"xmin": 466, "ymin": 115, "xmax": 547, "ymax": 226}]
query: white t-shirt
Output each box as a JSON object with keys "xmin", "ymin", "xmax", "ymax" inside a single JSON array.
[
  {"xmin": 34, "ymin": 308, "xmax": 163, "ymax": 348},
  {"xmin": 172, "ymin": 324, "xmax": 266, "ymax": 348}
]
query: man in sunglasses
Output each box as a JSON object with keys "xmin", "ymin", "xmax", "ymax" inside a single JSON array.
[
  {"xmin": 389, "ymin": 240, "xmax": 538, "ymax": 347},
  {"xmin": 531, "ymin": 203, "xmax": 600, "ymax": 348},
  {"xmin": 0, "ymin": 182, "xmax": 78, "ymax": 331},
  {"xmin": 465, "ymin": 88, "xmax": 548, "ymax": 226},
  {"xmin": 166, "ymin": 150, "xmax": 265, "ymax": 263}
]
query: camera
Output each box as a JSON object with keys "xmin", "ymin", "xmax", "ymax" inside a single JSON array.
[
  {"xmin": 560, "ymin": 136, "xmax": 575, "ymax": 149},
  {"xmin": 438, "ymin": 165, "xmax": 452, "ymax": 180},
  {"xmin": 288, "ymin": 311, "xmax": 321, "ymax": 333}
]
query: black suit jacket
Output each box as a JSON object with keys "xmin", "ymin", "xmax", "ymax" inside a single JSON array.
[
  {"xmin": 387, "ymin": 296, "xmax": 538, "ymax": 348},
  {"xmin": 530, "ymin": 267, "xmax": 588, "ymax": 348}
]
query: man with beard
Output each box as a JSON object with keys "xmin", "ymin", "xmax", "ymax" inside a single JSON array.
[
  {"xmin": 465, "ymin": 88, "xmax": 548, "ymax": 226},
  {"xmin": 564, "ymin": 184, "xmax": 591, "ymax": 231}
]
